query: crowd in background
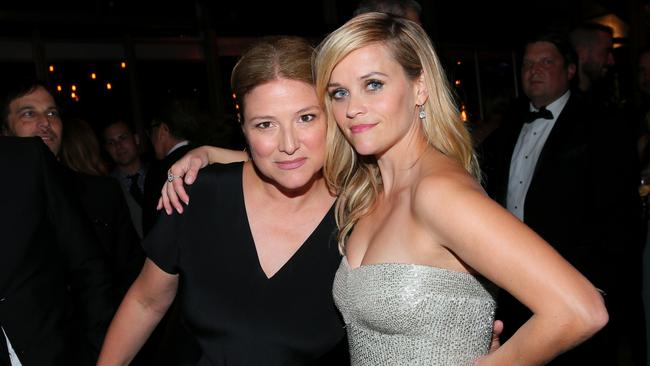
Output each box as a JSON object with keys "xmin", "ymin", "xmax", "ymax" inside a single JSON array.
[{"xmin": 2, "ymin": 0, "xmax": 650, "ymax": 365}]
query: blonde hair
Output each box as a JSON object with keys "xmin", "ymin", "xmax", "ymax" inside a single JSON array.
[
  {"xmin": 61, "ymin": 118, "xmax": 109, "ymax": 176},
  {"xmin": 314, "ymin": 12, "xmax": 480, "ymax": 251}
]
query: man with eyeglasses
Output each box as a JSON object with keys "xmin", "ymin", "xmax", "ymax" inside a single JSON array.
[{"xmin": 103, "ymin": 120, "xmax": 148, "ymax": 238}]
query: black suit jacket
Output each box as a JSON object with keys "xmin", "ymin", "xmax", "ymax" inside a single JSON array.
[
  {"xmin": 142, "ymin": 143, "xmax": 194, "ymax": 236},
  {"xmin": 62, "ymin": 167, "xmax": 145, "ymax": 303},
  {"xmin": 481, "ymin": 94, "xmax": 644, "ymax": 364},
  {"xmin": 0, "ymin": 137, "xmax": 114, "ymax": 365}
]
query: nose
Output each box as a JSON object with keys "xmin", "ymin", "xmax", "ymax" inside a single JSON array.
[
  {"xmin": 279, "ymin": 125, "xmax": 299, "ymax": 155},
  {"xmin": 607, "ymin": 52, "xmax": 615, "ymax": 67},
  {"xmin": 530, "ymin": 62, "xmax": 544, "ymax": 76},
  {"xmin": 345, "ymin": 94, "xmax": 366, "ymax": 119},
  {"xmin": 36, "ymin": 113, "xmax": 52, "ymax": 129}
]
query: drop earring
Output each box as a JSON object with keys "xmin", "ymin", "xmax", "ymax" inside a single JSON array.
[{"xmin": 418, "ymin": 105, "xmax": 426, "ymax": 120}]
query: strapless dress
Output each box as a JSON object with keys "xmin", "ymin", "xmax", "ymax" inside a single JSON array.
[{"xmin": 333, "ymin": 257, "xmax": 497, "ymax": 365}]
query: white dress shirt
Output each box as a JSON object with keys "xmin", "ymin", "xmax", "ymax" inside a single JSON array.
[
  {"xmin": 507, "ymin": 90, "xmax": 570, "ymax": 221},
  {"xmin": 2, "ymin": 327, "xmax": 22, "ymax": 366}
]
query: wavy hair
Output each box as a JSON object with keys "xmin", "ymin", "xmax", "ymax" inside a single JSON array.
[{"xmin": 314, "ymin": 12, "xmax": 480, "ymax": 251}]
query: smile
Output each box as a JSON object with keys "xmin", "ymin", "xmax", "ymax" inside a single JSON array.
[
  {"xmin": 276, "ymin": 158, "xmax": 307, "ymax": 170},
  {"xmin": 350, "ymin": 123, "xmax": 377, "ymax": 134}
]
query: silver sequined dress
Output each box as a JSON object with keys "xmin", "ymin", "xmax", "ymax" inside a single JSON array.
[{"xmin": 333, "ymin": 257, "xmax": 497, "ymax": 366}]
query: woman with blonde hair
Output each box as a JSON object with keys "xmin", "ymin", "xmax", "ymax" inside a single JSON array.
[{"xmin": 312, "ymin": 12, "xmax": 607, "ymax": 365}]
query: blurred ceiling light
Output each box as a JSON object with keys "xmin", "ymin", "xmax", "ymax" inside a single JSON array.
[{"xmin": 590, "ymin": 13, "xmax": 628, "ymax": 47}]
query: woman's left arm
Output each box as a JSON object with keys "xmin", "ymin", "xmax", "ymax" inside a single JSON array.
[{"xmin": 415, "ymin": 175, "xmax": 607, "ymax": 366}]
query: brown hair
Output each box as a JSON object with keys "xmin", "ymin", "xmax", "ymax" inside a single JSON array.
[
  {"xmin": 230, "ymin": 36, "xmax": 315, "ymax": 122},
  {"xmin": 61, "ymin": 118, "xmax": 109, "ymax": 176}
]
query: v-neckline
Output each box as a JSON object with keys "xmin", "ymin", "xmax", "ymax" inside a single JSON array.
[{"xmin": 239, "ymin": 170, "xmax": 334, "ymax": 280}]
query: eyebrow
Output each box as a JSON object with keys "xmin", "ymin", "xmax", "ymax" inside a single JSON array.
[
  {"xmin": 15, "ymin": 104, "xmax": 58, "ymax": 113},
  {"xmin": 15, "ymin": 105, "xmax": 35, "ymax": 113},
  {"xmin": 295, "ymin": 105, "xmax": 320, "ymax": 115},
  {"xmin": 327, "ymin": 71, "xmax": 389, "ymax": 88}
]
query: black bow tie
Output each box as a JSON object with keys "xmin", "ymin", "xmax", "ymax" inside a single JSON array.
[{"xmin": 524, "ymin": 106, "xmax": 553, "ymax": 123}]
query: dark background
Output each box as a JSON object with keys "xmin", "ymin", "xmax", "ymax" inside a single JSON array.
[{"xmin": 0, "ymin": 0, "xmax": 647, "ymax": 147}]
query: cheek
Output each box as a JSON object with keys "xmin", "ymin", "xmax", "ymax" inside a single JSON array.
[
  {"xmin": 304, "ymin": 128, "xmax": 327, "ymax": 154},
  {"xmin": 52, "ymin": 120, "xmax": 63, "ymax": 136},
  {"xmin": 9, "ymin": 119, "xmax": 33, "ymax": 137},
  {"xmin": 330, "ymin": 103, "xmax": 347, "ymax": 126},
  {"xmin": 245, "ymin": 134, "xmax": 276, "ymax": 160}
]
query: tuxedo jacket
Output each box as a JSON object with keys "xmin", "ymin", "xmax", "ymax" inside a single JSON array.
[
  {"xmin": 481, "ymin": 93, "xmax": 643, "ymax": 363},
  {"xmin": 142, "ymin": 143, "xmax": 194, "ymax": 236},
  {"xmin": 0, "ymin": 137, "xmax": 114, "ymax": 365}
]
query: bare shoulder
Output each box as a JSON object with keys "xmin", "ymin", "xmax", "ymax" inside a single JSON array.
[{"xmin": 413, "ymin": 163, "xmax": 484, "ymax": 219}]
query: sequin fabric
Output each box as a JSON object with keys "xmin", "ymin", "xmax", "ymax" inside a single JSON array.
[{"xmin": 333, "ymin": 257, "xmax": 497, "ymax": 365}]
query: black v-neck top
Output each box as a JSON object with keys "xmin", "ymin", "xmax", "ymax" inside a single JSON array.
[{"xmin": 144, "ymin": 162, "xmax": 348, "ymax": 366}]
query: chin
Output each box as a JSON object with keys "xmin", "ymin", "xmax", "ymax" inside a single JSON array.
[
  {"xmin": 348, "ymin": 141, "xmax": 378, "ymax": 157},
  {"xmin": 276, "ymin": 170, "xmax": 321, "ymax": 192}
]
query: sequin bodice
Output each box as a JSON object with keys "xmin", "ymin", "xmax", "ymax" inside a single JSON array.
[{"xmin": 333, "ymin": 257, "xmax": 497, "ymax": 366}]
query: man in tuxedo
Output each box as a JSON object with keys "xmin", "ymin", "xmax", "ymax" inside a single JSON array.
[
  {"xmin": 481, "ymin": 31, "xmax": 643, "ymax": 364},
  {"xmin": 0, "ymin": 136, "xmax": 114, "ymax": 365}
]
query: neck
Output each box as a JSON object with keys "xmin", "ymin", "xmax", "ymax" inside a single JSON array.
[
  {"xmin": 245, "ymin": 162, "xmax": 332, "ymax": 209},
  {"xmin": 376, "ymin": 131, "xmax": 429, "ymax": 195},
  {"xmin": 119, "ymin": 160, "xmax": 141, "ymax": 175}
]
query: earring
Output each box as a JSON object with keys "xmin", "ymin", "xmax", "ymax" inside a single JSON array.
[{"xmin": 418, "ymin": 105, "xmax": 426, "ymax": 120}]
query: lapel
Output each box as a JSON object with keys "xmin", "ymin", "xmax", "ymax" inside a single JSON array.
[{"xmin": 529, "ymin": 94, "xmax": 581, "ymax": 182}]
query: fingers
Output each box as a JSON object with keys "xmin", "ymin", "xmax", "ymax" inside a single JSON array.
[
  {"xmin": 172, "ymin": 176, "xmax": 190, "ymax": 206},
  {"xmin": 183, "ymin": 158, "xmax": 204, "ymax": 185},
  {"xmin": 488, "ymin": 319, "xmax": 503, "ymax": 353},
  {"xmin": 160, "ymin": 182, "xmax": 181, "ymax": 214}
]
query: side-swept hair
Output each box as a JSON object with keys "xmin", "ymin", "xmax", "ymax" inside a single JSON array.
[{"xmin": 314, "ymin": 12, "xmax": 479, "ymax": 251}]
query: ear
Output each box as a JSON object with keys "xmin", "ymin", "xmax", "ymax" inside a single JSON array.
[
  {"xmin": 159, "ymin": 122, "xmax": 170, "ymax": 135},
  {"xmin": 134, "ymin": 133, "xmax": 140, "ymax": 145},
  {"xmin": 415, "ymin": 72, "xmax": 429, "ymax": 106},
  {"xmin": 567, "ymin": 63, "xmax": 577, "ymax": 81}
]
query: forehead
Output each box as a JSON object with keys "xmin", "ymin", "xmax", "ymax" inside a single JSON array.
[
  {"xmin": 595, "ymin": 30, "xmax": 613, "ymax": 46},
  {"xmin": 524, "ymin": 41, "xmax": 562, "ymax": 60},
  {"xmin": 331, "ymin": 44, "xmax": 398, "ymax": 78},
  {"xmin": 244, "ymin": 78, "xmax": 318, "ymax": 115},
  {"xmin": 105, "ymin": 122, "xmax": 130, "ymax": 136},
  {"xmin": 10, "ymin": 86, "xmax": 56, "ymax": 110}
]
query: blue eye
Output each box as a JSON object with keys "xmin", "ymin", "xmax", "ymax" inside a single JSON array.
[
  {"xmin": 366, "ymin": 80, "xmax": 384, "ymax": 91},
  {"xmin": 329, "ymin": 88, "xmax": 349, "ymax": 100}
]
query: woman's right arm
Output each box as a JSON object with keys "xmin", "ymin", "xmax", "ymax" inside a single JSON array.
[
  {"xmin": 158, "ymin": 146, "xmax": 248, "ymax": 214},
  {"xmin": 97, "ymin": 259, "xmax": 179, "ymax": 366}
]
